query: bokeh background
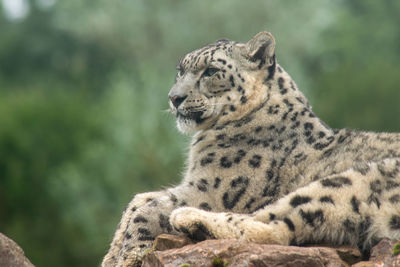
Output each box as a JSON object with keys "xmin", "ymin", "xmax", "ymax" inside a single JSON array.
[{"xmin": 1, "ymin": 0, "xmax": 400, "ymax": 266}]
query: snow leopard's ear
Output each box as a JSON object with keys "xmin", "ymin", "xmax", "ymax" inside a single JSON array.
[{"xmin": 245, "ymin": 32, "xmax": 276, "ymax": 68}]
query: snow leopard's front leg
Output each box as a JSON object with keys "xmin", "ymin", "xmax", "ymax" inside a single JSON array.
[
  {"xmin": 171, "ymin": 159, "xmax": 400, "ymax": 253},
  {"xmin": 102, "ymin": 185, "xmax": 196, "ymax": 267},
  {"xmin": 102, "ymin": 190, "xmax": 168, "ymax": 267}
]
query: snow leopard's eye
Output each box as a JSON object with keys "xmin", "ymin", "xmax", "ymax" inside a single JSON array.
[
  {"xmin": 202, "ymin": 67, "xmax": 220, "ymax": 78},
  {"xmin": 176, "ymin": 69, "xmax": 184, "ymax": 78}
]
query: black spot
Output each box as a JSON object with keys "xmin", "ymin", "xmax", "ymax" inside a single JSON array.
[
  {"xmin": 193, "ymin": 135, "xmax": 205, "ymax": 145},
  {"xmin": 220, "ymin": 156, "xmax": 232, "ymax": 168},
  {"xmin": 247, "ymin": 138, "xmax": 261, "ymax": 146},
  {"xmin": 170, "ymin": 194, "xmax": 178, "ymax": 204},
  {"xmin": 218, "ymin": 143, "xmax": 231, "ymax": 149},
  {"xmin": 269, "ymin": 213, "xmax": 276, "ymax": 221},
  {"xmin": 277, "ymin": 126, "xmax": 286, "ymax": 134},
  {"xmin": 200, "ymin": 152, "xmax": 215, "ymax": 166},
  {"xmin": 390, "ymin": 215, "xmax": 400, "ymax": 230},
  {"xmin": 306, "ymin": 136, "xmax": 316, "ymax": 144},
  {"xmin": 290, "ymin": 112, "xmax": 299, "ymax": 122},
  {"xmin": 290, "ymin": 196, "xmax": 312, "ymax": 208},
  {"xmin": 337, "ymin": 134, "xmax": 348, "ymax": 144},
  {"xmin": 248, "ymin": 154, "xmax": 262, "ymax": 168},
  {"xmin": 240, "ymin": 96, "xmax": 247, "ymax": 104},
  {"xmin": 214, "ymin": 177, "xmax": 221, "ymax": 189},
  {"xmin": 370, "ymin": 180, "xmax": 382, "ymax": 194},
  {"xmin": 138, "ymin": 227, "xmax": 154, "ymax": 241},
  {"xmin": 266, "ymin": 55, "xmax": 276, "ymax": 80},
  {"xmin": 318, "ymin": 131, "xmax": 326, "ymax": 138},
  {"xmin": 319, "ymin": 196, "xmax": 335, "ymax": 205},
  {"xmin": 233, "ymin": 149, "xmax": 246, "ymax": 164},
  {"xmin": 262, "ymin": 165, "xmax": 280, "ymax": 197},
  {"xmin": 283, "ymin": 218, "xmax": 295, "ymax": 232},
  {"xmin": 322, "ymin": 148, "xmax": 334, "ymax": 158},
  {"xmin": 357, "ymin": 216, "xmax": 372, "ymax": 250},
  {"xmin": 133, "ymin": 216, "xmax": 148, "ymax": 223},
  {"xmin": 230, "ymin": 133, "xmax": 247, "ymax": 142},
  {"xmin": 313, "ymin": 136, "xmax": 335, "ymax": 150},
  {"xmin": 321, "ymin": 176, "xmax": 352, "ymax": 188},
  {"xmin": 278, "ymin": 77, "xmax": 284, "ymax": 89},
  {"xmin": 217, "ymin": 58, "xmax": 226, "ymax": 65},
  {"xmin": 138, "ymin": 228, "xmax": 151, "ymax": 235},
  {"xmin": 125, "ymin": 233, "xmax": 132, "ymax": 239},
  {"xmin": 159, "ymin": 214, "xmax": 173, "ymax": 232},
  {"xmin": 294, "ymin": 153, "xmax": 308, "ymax": 166},
  {"xmin": 229, "ymin": 75, "xmax": 235, "ymax": 87},
  {"xmin": 244, "ymin": 197, "xmax": 255, "ymax": 210},
  {"xmin": 389, "ymin": 194, "xmax": 400, "ymax": 203},
  {"xmin": 378, "ymin": 160, "xmax": 400, "ymax": 178},
  {"xmin": 299, "ymin": 209, "xmax": 324, "ymax": 227},
  {"xmin": 343, "ymin": 219, "xmax": 356, "ymax": 233},
  {"xmin": 386, "ymin": 180, "xmax": 400, "ymax": 190},
  {"xmin": 268, "ymin": 105, "xmax": 280, "ymax": 114},
  {"xmin": 367, "ymin": 195, "xmax": 381, "ymax": 208},
  {"xmin": 304, "ymin": 122, "xmax": 314, "ymax": 130},
  {"xmin": 197, "ymin": 178, "xmax": 209, "ymax": 192},
  {"xmin": 230, "ymin": 105, "xmax": 236, "ymax": 112},
  {"xmin": 189, "ymin": 223, "xmax": 215, "ymax": 241},
  {"xmin": 234, "ymin": 116, "xmax": 253, "ymax": 127},
  {"xmin": 351, "ymin": 196, "xmax": 360, "ymax": 214},
  {"xmin": 216, "ymin": 134, "xmax": 226, "ymax": 140},
  {"xmin": 354, "ymin": 162, "xmax": 370, "ymax": 175},
  {"xmin": 222, "ymin": 176, "xmax": 249, "ymax": 209},
  {"xmin": 266, "ymin": 171, "xmax": 274, "ymax": 182},
  {"xmin": 199, "ymin": 202, "xmax": 212, "ymax": 211},
  {"xmin": 255, "ymin": 126, "xmax": 263, "ymax": 133}
]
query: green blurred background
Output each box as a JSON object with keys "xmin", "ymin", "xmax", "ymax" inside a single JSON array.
[{"xmin": 0, "ymin": 0, "xmax": 399, "ymax": 266}]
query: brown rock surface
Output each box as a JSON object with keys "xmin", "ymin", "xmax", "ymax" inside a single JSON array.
[
  {"xmin": 0, "ymin": 232, "xmax": 34, "ymax": 267},
  {"xmin": 142, "ymin": 234, "xmax": 361, "ymax": 267},
  {"xmin": 352, "ymin": 238, "xmax": 400, "ymax": 267},
  {"xmin": 152, "ymin": 234, "xmax": 193, "ymax": 251}
]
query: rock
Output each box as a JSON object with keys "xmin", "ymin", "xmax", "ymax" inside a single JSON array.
[
  {"xmin": 352, "ymin": 238, "xmax": 400, "ymax": 267},
  {"xmin": 0, "ymin": 232, "xmax": 35, "ymax": 267},
  {"xmin": 335, "ymin": 246, "xmax": 362, "ymax": 265},
  {"xmin": 152, "ymin": 234, "xmax": 193, "ymax": 251},
  {"xmin": 142, "ymin": 235, "xmax": 361, "ymax": 267}
]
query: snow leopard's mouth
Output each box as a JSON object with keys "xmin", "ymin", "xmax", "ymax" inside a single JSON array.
[{"xmin": 177, "ymin": 111, "xmax": 205, "ymax": 124}]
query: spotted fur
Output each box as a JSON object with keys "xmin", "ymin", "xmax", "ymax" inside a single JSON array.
[{"xmin": 102, "ymin": 32, "xmax": 400, "ymax": 267}]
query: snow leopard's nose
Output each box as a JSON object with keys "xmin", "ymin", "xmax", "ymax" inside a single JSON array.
[{"xmin": 169, "ymin": 94, "xmax": 187, "ymax": 108}]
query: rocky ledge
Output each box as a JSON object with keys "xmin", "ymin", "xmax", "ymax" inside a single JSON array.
[
  {"xmin": 142, "ymin": 234, "xmax": 400, "ymax": 267},
  {"xmin": 0, "ymin": 232, "xmax": 34, "ymax": 267},
  {"xmin": 1, "ymin": 232, "xmax": 399, "ymax": 266}
]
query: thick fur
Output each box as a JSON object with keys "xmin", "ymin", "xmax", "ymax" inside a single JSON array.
[{"xmin": 103, "ymin": 32, "xmax": 400, "ymax": 266}]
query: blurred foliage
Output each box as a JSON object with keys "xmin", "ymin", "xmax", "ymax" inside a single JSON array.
[{"xmin": 0, "ymin": 0, "xmax": 399, "ymax": 266}]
